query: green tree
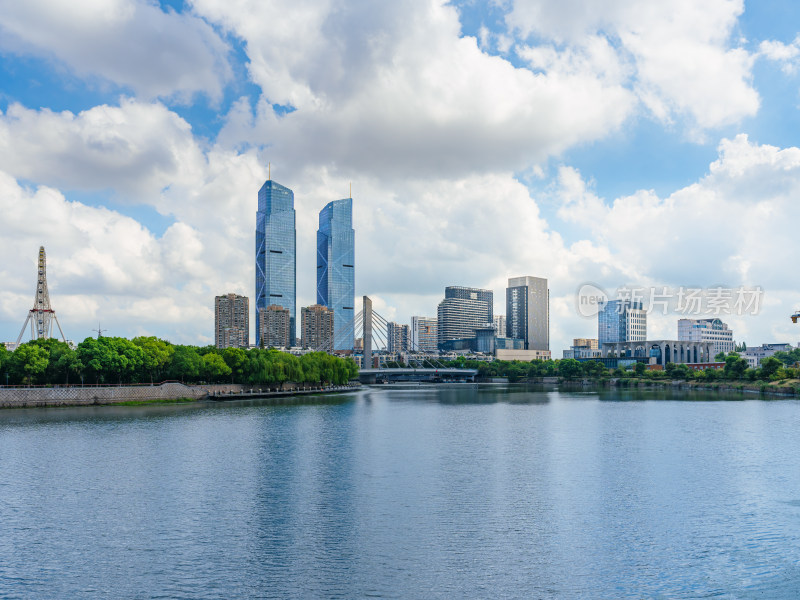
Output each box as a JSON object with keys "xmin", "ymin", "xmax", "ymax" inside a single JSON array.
[
  {"xmin": 0, "ymin": 344, "xmax": 10, "ymax": 384},
  {"xmin": 56, "ymin": 351, "xmax": 83, "ymax": 385},
  {"xmin": 202, "ymin": 353, "xmax": 232, "ymax": 382},
  {"xmin": 167, "ymin": 346, "xmax": 202, "ymax": 382},
  {"xmin": 714, "ymin": 352, "xmax": 726, "ymax": 362},
  {"xmin": 633, "ymin": 362, "xmax": 646, "ymax": 376},
  {"xmin": 557, "ymin": 359, "xmax": 582, "ymax": 380},
  {"xmin": 77, "ymin": 337, "xmax": 114, "ymax": 384},
  {"xmin": 760, "ymin": 356, "xmax": 783, "ymax": 380},
  {"xmin": 724, "ymin": 352, "xmax": 749, "ymax": 380},
  {"xmin": 133, "ymin": 336, "xmax": 174, "ymax": 383},
  {"xmin": 10, "ymin": 343, "xmax": 50, "ymax": 385},
  {"xmin": 222, "ymin": 347, "xmax": 248, "ymax": 383}
]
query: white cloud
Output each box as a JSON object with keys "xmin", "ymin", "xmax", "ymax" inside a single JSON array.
[
  {"xmin": 506, "ymin": 0, "xmax": 759, "ymax": 130},
  {"xmin": 553, "ymin": 134, "xmax": 800, "ymax": 347},
  {"xmin": 0, "ymin": 99, "xmax": 205, "ymax": 199},
  {"xmin": 0, "ymin": 0, "xmax": 231, "ymax": 101},
  {"xmin": 759, "ymin": 37, "xmax": 800, "ymax": 73},
  {"xmin": 201, "ymin": 0, "xmax": 635, "ymax": 179}
]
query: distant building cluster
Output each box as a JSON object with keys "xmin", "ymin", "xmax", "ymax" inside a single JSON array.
[
  {"xmin": 216, "ymin": 174, "xmax": 354, "ymax": 352},
  {"xmin": 203, "ymin": 169, "xmax": 797, "ymax": 371}
]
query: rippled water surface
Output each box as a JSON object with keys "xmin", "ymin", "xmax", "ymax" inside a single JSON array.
[{"xmin": 2, "ymin": 385, "xmax": 800, "ymax": 599}]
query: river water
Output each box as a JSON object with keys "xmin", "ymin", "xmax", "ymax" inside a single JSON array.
[{"xmin": 1, "ymin": 384, "xmax": 800, "ymax": 599}]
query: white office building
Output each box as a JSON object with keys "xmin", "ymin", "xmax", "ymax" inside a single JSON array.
[{"xmin": 678, "ymin": 318, "xmax": 734, "ymax": 356}]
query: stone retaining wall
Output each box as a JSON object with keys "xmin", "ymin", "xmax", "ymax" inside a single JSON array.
[{"xmin": 0, "ymin": 382, "xmax": 244, "ymax": 408}]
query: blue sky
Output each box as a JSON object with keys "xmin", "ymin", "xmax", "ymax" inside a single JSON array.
[{"xmin": 1, "ymin": 0, "xmax": 800, "ymax": 352}]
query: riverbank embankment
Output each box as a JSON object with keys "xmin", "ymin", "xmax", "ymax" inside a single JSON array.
[{"xmin": 0, "ymin": 381, "xmax": 361, "ymax": 409}]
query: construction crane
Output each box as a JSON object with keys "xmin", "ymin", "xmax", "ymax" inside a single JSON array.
[{"xmin": 793, "ymin": 311, "xmax": 800, "ymax": 324}]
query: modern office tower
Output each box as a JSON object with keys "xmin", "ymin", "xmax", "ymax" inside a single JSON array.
[
  {"xmin": 215, "ymin": 293, "xmax": 249, "ymax": 349},
  {"xmin": 678, "ymin": 318, "xmax": 734, "ymax": 356},
  {"xmin": 445, "ymin": 286, "xmax": 493, "ymax": 323},
  {"xmin": 410, "ymin": 316, "xmax": 438, "ymax": 353},
  {"xmin": 258, "ymin": 305, "xmax": 291, "ymax": 348},
  {"xmin": 256, "ymin": 177, "xmax": 296, "ymax": 347},
  {"xmin": 437, "ymin": 296, "xmax": 490, "ymax": 349},
  {"xmin": 493, "ymin": 315, "xmax": 506, "ymax": 336},
  {"xmin": 598, "ymin": 299, "xmax": 647, "ymax": 344},
  {"xmin": 387, "ymin": 322, "xmax": 410, "ymax": 353},
  {"xmin": 506, "ymin": 276, "xmax": 549, "ymax": 351},
  {"xmin": 317, "ymin": 197, "xmax": 355, "ymax": 351},
  {"xmin": 301, "ymin": 304, "xmax": 334, "ymax": 350}
]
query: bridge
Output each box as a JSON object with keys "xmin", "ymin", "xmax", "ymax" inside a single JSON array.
[
  {"xmin": 311, "ymin": 296, "xmax": 475, "ymax": 383},
  {"xmin": 358, "ymin": 368, "xmax": 478, "ymax": 384}
]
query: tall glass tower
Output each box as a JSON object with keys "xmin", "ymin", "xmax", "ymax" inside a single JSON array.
[
  {"xmin": 317, "ymin": 197, "xmax": 355, "ymax": 351},
  {"xmin": 256, "ymin": 178, "xmax": 296, "ymax": 346}
]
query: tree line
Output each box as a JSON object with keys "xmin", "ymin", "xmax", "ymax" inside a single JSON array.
[
  {"xmin": 0, "ymin": 337, "xmax": 359, "ymax": 387},
  {"xmin": 432, "ymin": 352, "xmax": 800, "ymax": 383}
]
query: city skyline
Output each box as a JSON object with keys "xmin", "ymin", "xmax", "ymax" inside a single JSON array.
[{"xmin": 2, "ymin": 1, "xmax": 800, "ymax": 353}]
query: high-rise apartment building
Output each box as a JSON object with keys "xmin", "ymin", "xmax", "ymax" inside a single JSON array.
[
  {"xmin": 598, "ymin": 299, "xmax": 646, "ymax": 344},
  {"xmin": 258, "ymin": 305, "xmax": 291, "ymax": 348},
  {"xmin": 445, "ymin": 286, "xmax": 493, "ymax": 323},
  {"xmin": 301, "ymin": 304, "xmax": 334, "ymax": 350},
  {"xmin": 410, "ymin": 316, "xmax": 438, "ymax": 353},
  {"xmin": 387, "ymin": 322, "xmax": 410, "ymax": 353},
  {"xmin": 256, "ymin": 177, "xmax": 296, "ymax": 347},
  {"xmin": 506, "ymin": 276, "xmax": 549, "ymax": 351},
  {"xmin": 678, "ymin": 318, "xmax": 734, "ymax": 356},
  {"xmin": 317, "ymin": 197, "xmax": 355, "ymax": 351},
  {"xmin": 493, "ymin": 315, "xmax": 506, "ymax": 336},
  {"xmin": 215, "ymin": 293, "xmax": 249, "ymax": 349}
]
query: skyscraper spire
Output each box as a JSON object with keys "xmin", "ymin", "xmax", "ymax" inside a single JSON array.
[{"xmin": 16, "ymin": 246, "xmax": 66, "ymax": 345}]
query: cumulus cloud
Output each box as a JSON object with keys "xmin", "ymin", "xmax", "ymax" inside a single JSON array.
[
  {"xmin": 506, "ymin": 0, "xmax": 759, "ymax": 130},
  {"xmin": 0, "ymin": 99, "xmax": 205, "ymax": 199},
  {"xmin": 759, "ymin": 37, "xmax": 800, "ymax": 73},
  {"xmin": 553, "ymin": 134, "xmax": 800, "ymax": 346},
  {"xmin": 201, "ymin": 0, "xmax": 634, "ymax": 179},
  {"xmin": 0, "ymin": 0, "xmax": 231, "ymax": 101}
]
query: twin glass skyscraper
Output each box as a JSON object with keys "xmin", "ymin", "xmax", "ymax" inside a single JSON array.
[
  {"xmin": 255, "ymin": 179, "xmax": 296, "ymax": 347},
  {"xmin": 317, "ymin": 198, "xmax": 355, "ymax": 351},
  {"xmin": 256, "ymin": 176, "xmax": 354, "ymax": 350}
]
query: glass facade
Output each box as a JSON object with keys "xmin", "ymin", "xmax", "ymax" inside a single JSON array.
[
  {"xmin": 317, "ymin": 198, "xmax": 355, "ymax": 351},
  {"xmin": 256, "ymin": 179, "xmax": 296, "ymax": 347},
  {"xmin": 598, "ymin": 300, "xmax": 646, "ymax": 344}
]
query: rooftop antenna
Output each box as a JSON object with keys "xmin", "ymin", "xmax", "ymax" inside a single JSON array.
[
  {"xmin": 269, "ymin": 162, "xmax": 271, "ymax": 180},
  {"xmin": 92, "ymin": 323, "xmax": 107, "ymax": 339},
  {"xmin": 16, "ymin": 246, "xmax": 67, "ymax": 346},
  {"xmin": 350, "ymin": 181, "xmax": 352, "ymax": 198}
]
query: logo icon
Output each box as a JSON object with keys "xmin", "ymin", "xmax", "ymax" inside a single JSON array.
[{"xmin": 576, "ymin": 283, "xmax": 608, "ymax": 318}]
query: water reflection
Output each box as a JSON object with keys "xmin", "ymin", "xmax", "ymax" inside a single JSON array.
[{"xmin": 1, "ymin": 387, "xmax": 800, "ymax": 598}]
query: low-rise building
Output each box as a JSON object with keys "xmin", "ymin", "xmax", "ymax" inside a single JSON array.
[
  {"xmin": 601, "ymin": 339, "xmax": 714, "ymax": 366},
  {"xmin": 496, "ymin": 349, "xmax": 551, "ymax": 361},
  {"xmin": 741, "ymin": 343, "xmax": 794, "ymax": 368},
  {"xmin": 678, "ymin": 318, "xmax": 734, "ymax": 356},
  {"xmin": 573, "ymin": 338, "xmax": 599, "ymax": 350}
]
